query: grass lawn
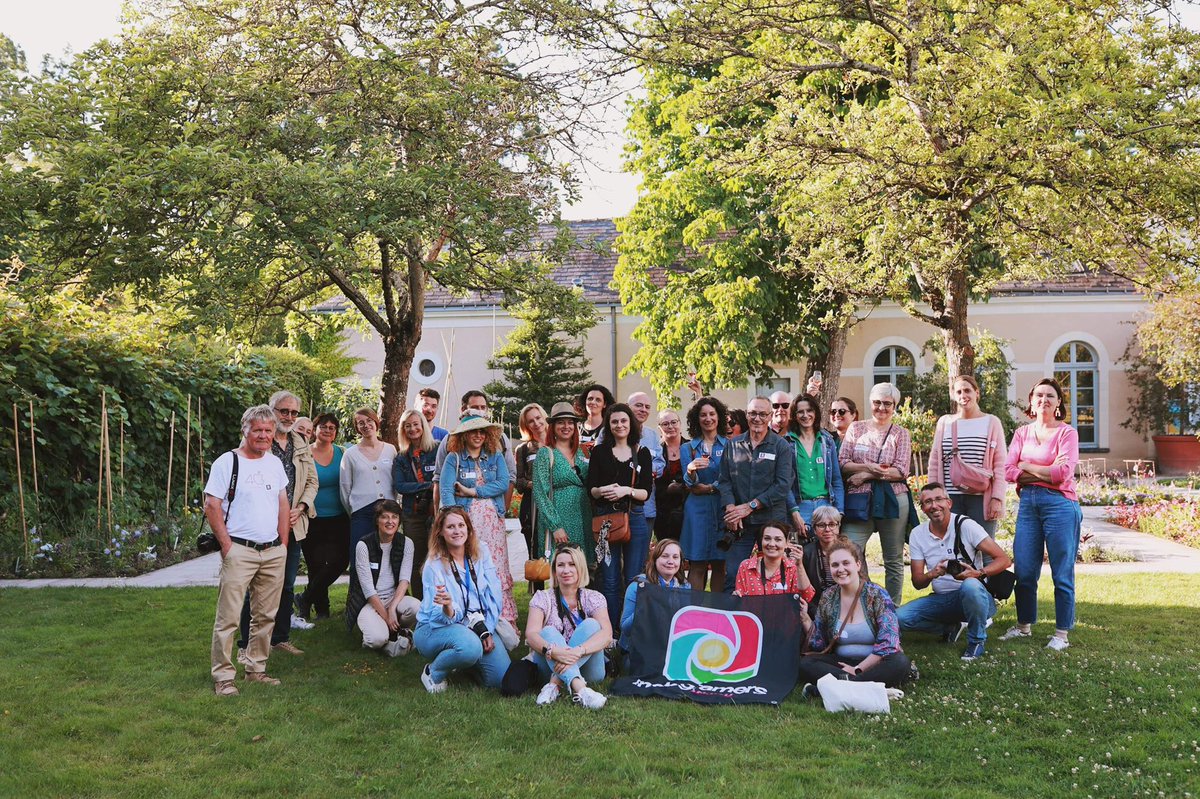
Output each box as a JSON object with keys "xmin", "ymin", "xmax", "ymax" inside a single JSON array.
[{"xmin": 2, "ymin": 574, "xmax": 1198, "ymax": 799}]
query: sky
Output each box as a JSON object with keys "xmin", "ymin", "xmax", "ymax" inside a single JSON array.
[{"xmin": 6, "ymin": 1, "xmax": 1200, "ymax": 221}]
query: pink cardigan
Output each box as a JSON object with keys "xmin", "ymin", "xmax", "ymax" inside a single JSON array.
[
  {"xmin": 926, "ymin": 414, "xmax": 1008, "ymax": 512},
  {"xmin": 1004, "ymin": 424, "xmax": 1079, "ymax": 502}
]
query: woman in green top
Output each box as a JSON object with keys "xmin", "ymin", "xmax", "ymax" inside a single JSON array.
[
  {"xmin": 532, "ymin": 403, "xmax": 593, "ymax": 565},
  {"xmin": 786, "ymin": 394, "xmax": 846, "ymax": 539}
]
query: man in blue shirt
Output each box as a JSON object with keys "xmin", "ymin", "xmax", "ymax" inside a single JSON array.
[{"xmin": 418, "ymin": 388, "xmax": 449, "ymax": 442}]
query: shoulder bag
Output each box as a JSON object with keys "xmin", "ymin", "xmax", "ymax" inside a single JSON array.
[
  {"xmin": 951, "ymin": 515, "xmax": 1015, "ymax": 601},
  {"xmin": 949, "ymin": 419, "xmax": 993, "ymax": 494},
  {"xmin": 592, "ymin": 451, "xmax": 634, "ymax": 545},
  {"xmin": 195, "ymin": 450, "xmax": 239, "ymax": 553},
  {"xmin": 524, "ymin": 449, "xmax": 554, "ymax": 583}
]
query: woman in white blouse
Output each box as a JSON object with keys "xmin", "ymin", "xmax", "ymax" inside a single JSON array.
[{"xmin": 339, "ymin": 407, "xmax": 397, "ymax": 561}]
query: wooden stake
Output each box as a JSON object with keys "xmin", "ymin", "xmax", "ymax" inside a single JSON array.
[
  {"xmin": 12, "ymin": 404, "xmax": 28, "ymax": 562},
  {"xmin": 97, "ymin": 392, "xmax": 106, "ymax": 530},
  {"xmin": 197, "ymin": 398, "xmax": 205, "ymax": 487},
  {"xmin": 166, "ymin": 410, "xmax": 176, "ymax": 517},
  {"xmin": 184, "ymin": 395, "xmax": 192, "ymax": 512},
  {"xmin": 28, "ymin": 399, "xmax": 39, "ymax": 514},
  {"xmin": 119, "ymin": 420, "xmax": 125, "ymax": 501},
  {"xmin": 104, "ymin": 404, "xmax": 113, "ymax": 534}
]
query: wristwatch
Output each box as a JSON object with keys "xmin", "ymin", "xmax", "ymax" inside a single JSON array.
[{"xmin": 748, "ymin": 499, "xmax": 761, "ymax": 511}]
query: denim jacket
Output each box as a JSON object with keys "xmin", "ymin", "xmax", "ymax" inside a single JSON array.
[
  {"xmin": 416, "ymin": 542, "xmax": 503, "ymax": 631},
  {"xmin": 392, "ymin": 448, "xmax": 438, "ymax": 514},
  {"xmin": 785, "ymin": 429, "xmax": 845, "ymax": 514},
  {"xmin": 439, "ymin": 450, "xmax": 510, "ymax": 516}
]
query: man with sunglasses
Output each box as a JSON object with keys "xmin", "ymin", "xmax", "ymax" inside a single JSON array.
[
  {"xmin": 237, "ymin": 390, "xmax": 319, "ymax": 660},
  {"xmin": 768, "ymin": 390, "xmax": 792, "ymax": 434},
  {"xmin": 717, "ymin": 396, "xmax": 796, "ymax": 593}
]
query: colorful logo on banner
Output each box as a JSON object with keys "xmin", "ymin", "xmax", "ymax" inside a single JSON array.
[{"xmin": 663, "ymin": 606, "xmax": 763, "ymax": 684}]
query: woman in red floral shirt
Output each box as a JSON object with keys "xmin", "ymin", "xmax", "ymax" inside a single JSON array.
[{"xmin": 733, "ymin": 523, "xmax": 816, "ymax": 600}]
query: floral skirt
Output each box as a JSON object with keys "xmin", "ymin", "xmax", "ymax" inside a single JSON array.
[{"xmin": 468, "ymin": 498, "xmax": 516, "ymax": 623}]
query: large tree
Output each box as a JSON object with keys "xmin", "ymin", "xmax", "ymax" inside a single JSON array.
[
  {"xmin": 0, "ymin": 0, "xmax": 579, "ymax": 439},
  {"xmin": 605, "ymin": 0, "xmax": 1200, "ymax": 382}
]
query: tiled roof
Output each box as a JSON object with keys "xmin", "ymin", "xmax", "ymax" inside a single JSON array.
[{"xmin": 310, "ymin": 219, "xmax": 1137, "ymax": 312}]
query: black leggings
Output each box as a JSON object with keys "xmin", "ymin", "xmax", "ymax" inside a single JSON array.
[
  {"xmin": 797, "ymin": 651, "xmax": 913, "ymax": 689},
  {"xmin": 300, "ymin": 514, "xmax": 350, "ymax": 615}
]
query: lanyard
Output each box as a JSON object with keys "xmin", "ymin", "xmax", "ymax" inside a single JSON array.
[
  {"xmin": 759, "ymin": 558, "xmax": 785, "ymax": 593},
  {"xmin": 450, "ymin": 557, "xmax": 480, "ymax": 615},
  {"xmin": 412, "ymin": 450, "xmax": 424, "ymax": 483},
  {"xmin": 559, "ymin": 594, "xmax": 584, "ymax": 628}
]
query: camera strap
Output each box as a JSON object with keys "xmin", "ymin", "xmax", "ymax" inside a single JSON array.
[
  {"xmin": 950, "ymin": 514, "xmax": 976, "ymax": 569},
  {"xmin": 223, "ymin": 450, "xmax": 240, "ymax": 525},
  {"xmin": 450, "ymin": 556, "xmax": 481, "ymax": 615}
]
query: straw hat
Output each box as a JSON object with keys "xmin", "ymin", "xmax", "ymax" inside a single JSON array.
[
  {"xmin": 451, "ymin": 415, "xmax": 500, "ymax": 435},
  {"xmin": 548, "ymin": 402, "xmax": 581, "ymax": 422}
]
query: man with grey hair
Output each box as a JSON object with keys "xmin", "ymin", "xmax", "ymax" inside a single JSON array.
[
  {"xmin": 627, "ymin": 391, "xmax": 664, "ymax": 564},
  {"xmin": 237, "ymin": 390, "xmax": 319, "ymax": 658},
  {"xmin": 207, "ymin": 405, "xmax": 290, "ymax": 696}
]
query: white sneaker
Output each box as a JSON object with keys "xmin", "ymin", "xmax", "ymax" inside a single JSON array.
[
  {"xmin": 536, "ymin": 682, "xmax": 561, "ymax": 706},
  {"xmin": 421, "ymin": 664, "xmax": 447, "ymax": 694},
  {"xmin": 998, "ymin": 626, "xmax": 1032, "ymax": 641},
  {"xmin": 885, "ymin": 688, "xmax": 905, "ymax": 701},
  {"xmin": 384, "ymin": 636, "xmax": 411, "ymax": 658},
  {"xmin": 572, "ymin": 685, "xmax": 607, "ymax": 710},
  {"xmin": 1045, "ymin": 636, "xmax": 1070, "ymax": 652},
  {"xmin": 291, "ymin": 616, "xmax": 315, "ymax": 631}
]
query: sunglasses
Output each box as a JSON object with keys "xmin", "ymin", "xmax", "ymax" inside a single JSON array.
[
  {"xmin": 830, "ymin": 409, "xmax": 849, "ymax": 417},
  {"xmin": 771, "ymin": 403, "xmax": 790, "ymax": 409}
]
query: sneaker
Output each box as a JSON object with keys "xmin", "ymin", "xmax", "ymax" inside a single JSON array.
[
  {"xmin": 907, "ymin": 662, "xmax": 921, "ymax": 683},
  {"xmin": 801, "ymin": 683, "xmax": 820, "ymax": 700},
  {"xmin": 536, "ymin": 682, "xmax": 561, "ymax": 706},
  {"xmin": 213, "ymin": 680, "xmax": 239, "ymax": 697},
  {"xmin": 999, "ymin": 626, "xmax": 1032, "ymax": 641},
  {"xmin": 272, "ymin": 641, "xmax": 304, "ymax": 656},
  {"xmin": 383, "ymin": 636, "xmax": 411, "ymax": 658},
  {"xmin": 1045, "ymin": 636, "xmax": 1070, "ymax": 652},
  {"xmin": 961, "ymin": 642, "xmax": 985, "ymax": 662},
  {"xmin": 241, "ymin": 671, "xmax": 281, "ymax": 686},
  {"xmin": 421, "ymin": 664, "xmax": 447, "ymax": 694},
  {"xmin": 291, "ymin": 616, "xmax": 315, "ymax": 631},
  {"xmin": 885, "ymin": 687, "xmax": 905, "ymax": 701},
  {"xmin": 572, "ymin": 685, "xmax": 607, "ymax": 710}
]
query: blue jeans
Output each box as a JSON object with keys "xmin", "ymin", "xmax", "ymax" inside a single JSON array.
[
  {"xmin": 414, "ymin": 623, "xmax": 511, "ymax": 688},
  {"xmin": 599, "ymin": 507, "xmax": 651, "ymax": 631},
  {"xmin": 721, "ymin": 523, "xmax": 760, "ymax": 595},
  {"xmin": 349, "ymin": 505, "xmax": 378, "ymax": 563},
  {"xmin": 797, "ymin": 498, "xmax": 832, "ymax": 528},
  {"xmin": 237, "ymin": 530, "xmax": 301, "ymax": 648},
  {"xmin": 897, "ymin": 579, "xmax": 996, "ymax": 645},
  {"xmin": 950, "ymin": 493, "xmax": 998, "ymax": 537},
  {"xmin": 1013, "ymin": 486, "xmax": 1081, "ymax": 630},
  {"xmin": 530, "ymin": 618, "xmax": 606, "ymax": 687}
]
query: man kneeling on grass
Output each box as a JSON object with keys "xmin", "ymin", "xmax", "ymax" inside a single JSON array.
[
  {"xmin": 897, "ymin": 484, "xmax": 1012, "ymax": 663},
  {"xmin": 207, "ymin": 405, "xmax": 290, "ymax": 696}
]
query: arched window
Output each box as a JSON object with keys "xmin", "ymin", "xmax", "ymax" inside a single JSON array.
[
  {"xmin": 872, "ymin": 346, "xmax": 916, "ymax": 396},
  {"xmin": 1054, "ymin": 341, "xmax": 1097, "ymax": 448}
]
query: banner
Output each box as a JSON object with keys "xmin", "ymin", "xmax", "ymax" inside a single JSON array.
[{"xmin": 611, "ymin": 585, "xmax": 803, "ymax": 705}]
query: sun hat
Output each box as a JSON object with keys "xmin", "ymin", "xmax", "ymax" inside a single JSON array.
[
  {"xmin": 548, "ymin": 402, "xmax": 581, "ymax": 422},
  {"xmin": 451, "ymin": 415, "xmax": 500, "ymax": 435}
]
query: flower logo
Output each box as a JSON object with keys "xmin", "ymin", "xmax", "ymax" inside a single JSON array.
[{"xmin": 663, "ymin": 606, "xmax": 763, "ymax": 684}]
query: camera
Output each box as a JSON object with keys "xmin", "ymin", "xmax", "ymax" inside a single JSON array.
[
  {"xmin": 716, "ymin": 527, "xmax": 743, "ymax": 552},
  {"xmin": 465, "ymin": 611, "xmax": 492, "ymax": 642},
  {"xmin": 943, "ymin": 559, "xmax": 967, "ymax": 577}
]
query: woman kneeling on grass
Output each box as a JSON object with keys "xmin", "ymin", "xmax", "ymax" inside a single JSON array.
[
  {"xmin": 414, "ymin": 507, "xmax": 511, "ymax": 693},
  {"xmin": 524, "ymin": 546, "xmax": 611, "ymax": 709},
  {"xmin": 344, "ymin": 500, "xmax": 420, "ymax": 656},
  {"xmin": 732, "ymin": 522, "xmax": 816, "ymax": 600},
  {"xmin": 620, "ymin": 538, "xmax": 689, "ymax": 653},
  {"xmin": 798, "ymin": 540, "xmax": 915, "ymax": 698}
]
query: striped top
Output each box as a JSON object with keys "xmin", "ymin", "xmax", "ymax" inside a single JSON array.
[{"xmin": 937, "ymin": 416, "xmax": 990, "ymax": 495}]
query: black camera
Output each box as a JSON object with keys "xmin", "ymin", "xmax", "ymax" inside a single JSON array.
[
  {"xmin": 465, "ymin": 611, "xmax": 492, "ymax": 642},
  {"xmin": 716, "ymin": 527, "xmax": 743, "ymax": 552},
  {"xmin": 943, "ymin": 559, "xmax": 967, "ymax": 577},
  {"xmin": 196, "ymin": 531, "xmax": 221, "ymax": 554}
]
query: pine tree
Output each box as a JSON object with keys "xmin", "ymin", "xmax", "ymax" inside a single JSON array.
[{"xmin": 485, "ymin": 288, "xmax": 595, "ymax": 428}]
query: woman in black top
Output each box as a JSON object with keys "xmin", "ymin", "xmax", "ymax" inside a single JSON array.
[
  {"xmin": 586, "ymin": 403, "xmax": 654, "ymax": 633},
  {"xmin": 654, "ymin": 409, "xmax": 688, "ymax": 542},
  {"xmin": 576, "ymin": 384, "xmax": 615, "ymax": 458}
]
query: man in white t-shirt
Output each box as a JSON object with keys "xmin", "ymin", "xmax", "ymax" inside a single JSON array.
[
  {"xmin": 206, "ymin": 405, "xmax": 290, "ymax": 696},
  {"xmin": 897, "ymin": 483, "xmax": 1012, "ymax": 663}
]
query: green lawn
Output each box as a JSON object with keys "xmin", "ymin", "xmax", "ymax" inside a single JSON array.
[{"xmin": 2, "ymin": 575, "xmax": 1198, "ymax": 798}]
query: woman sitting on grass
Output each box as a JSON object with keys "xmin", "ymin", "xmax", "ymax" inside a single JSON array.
[
  {"xmin": 732, "ymin": 522, "xmax": 816, "ymax": 599},
  {"xmin": 344, "ymin": 500, "xmax": 420, "ymax": 656},
  {"xmin": 524, "ymin": 545, "xmax": 611, "ymax": 709},
  {"xmin": 798, "ymin": 540, "xmax": 915, "ymax": 697},
  {"xmin": 414, "ymin": 507, "xmax": 511, "ymax": 693}
]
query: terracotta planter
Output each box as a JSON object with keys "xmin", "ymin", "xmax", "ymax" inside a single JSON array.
[{"xmin": 1152, "ymin": 434, "xmax": 1200, "ymax": 476}]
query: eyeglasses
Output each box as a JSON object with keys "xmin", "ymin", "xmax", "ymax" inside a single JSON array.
[
  {"xmin": 830, "ymin": 409, "xmax": 849, "ymax": 417},
  {"xmin": 746, "ymin": 411, "xmax": 770, "ymax": 419},
  {"xmin": 275, "ymin": 408, "xmax": 300, "ymax": 417},
  {"xmin": 771, "ymin": 403, "xmax": 789, "ymax": 410},
  {"xmin": 871, "ymin": 400, "xmax": 895, "ymax": 408},
  {"xmin": 658, "ymin": 420, "xmax": 680, "ymax": 427},
  {"xmin": 814, "ymin": 522, "xmax": 840, "ymax": 529}
]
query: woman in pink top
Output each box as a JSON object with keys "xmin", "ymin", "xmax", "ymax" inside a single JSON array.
[{"xmin": 1000, "ymin": 378, "xmax": 1081, "ymax": 652}]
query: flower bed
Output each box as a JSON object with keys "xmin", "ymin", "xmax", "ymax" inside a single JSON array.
[{"xmin": 1105, "ymin": 499, "xmax": 1200, "ymax": 550}]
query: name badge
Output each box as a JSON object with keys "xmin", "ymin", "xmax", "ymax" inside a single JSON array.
[
  {"xmin": 370, "ymin": 562, "xmax": 380, "ymax": 568},
  {"xmin": 757, "ymin": 452, "xmax": 776, "ymax": 462},
  {"xmin": 424, "ymin": 465, "xmax": 436, "ymax": 472},
  {"xmin": 816, "ymin": 456, "xmax": 824, "ymax": 464},
  {"xmin": 461, "ymin": 470, "xmax": 477, "ymax": 480},
  {"xmin": 713, "ymin": 447, "xmax": 724, "ymax": 459},
  {"xmin": 527, "ymin": 454, "xmax": 538, "ymax": 463}
]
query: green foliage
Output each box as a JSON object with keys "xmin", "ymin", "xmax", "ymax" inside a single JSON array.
[
  {"xmin": 316, "ymin": 378, "xmax": 379, "ymax": 445},
  {"xmin": 1126, "ymin": 293, "xmax": 1200, "ymax": 436},
  {"xmin": 906, "ymin": 330, "xmax": 1021, "ymax": 437},
  {"xmin": 245, "ymin": 346, "xmax": 332, "ymax": 415},
  {"xmin": 892, "ymin": 400, "xmax": 937, "ymax": 472},
  {"xmin": 483, "ymin": 289, "xmax": 595, "ymax": 428}
]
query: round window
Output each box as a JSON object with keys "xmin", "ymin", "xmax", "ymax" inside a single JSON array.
[{"xmin": 418, "ymin": 358, "xmax": 436, "ymax": 377}]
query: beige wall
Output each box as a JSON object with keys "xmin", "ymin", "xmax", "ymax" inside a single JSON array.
[{"xmin": 340, "ymin": 293, "xmax": 1152, "ymax": 462}]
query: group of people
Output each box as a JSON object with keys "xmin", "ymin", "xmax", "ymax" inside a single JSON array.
[{"xmin": 205, "ymin": 374, "xmax": 1083, "ymax": 706}]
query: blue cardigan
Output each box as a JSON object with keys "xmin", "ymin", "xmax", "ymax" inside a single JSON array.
[
  {"xmin": 786, "ymin": 429, "xmax": 845, "ymax": 514},
  {"xmin": 392, "ymin": 448, "xmax": 438, "ymax": 514},
  {"xmin": 439, "ymin": 450, "xmax": 510, "ymax": 516}
]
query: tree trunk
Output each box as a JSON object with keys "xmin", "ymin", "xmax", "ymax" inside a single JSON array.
[
  {"xmin": 806, "ymin": 319, "xmax": 850, "ymax": 415},
  {"xmin": 378, "ymin": 331, "xmax": 418, "ymax": 446},
  {"xmin": 940, "ymin": 267, "xmax": 976, "ymax": 389},
  {"xmin": 376, "ymin": 239, "xmax": 430, "ymax": 446}
]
